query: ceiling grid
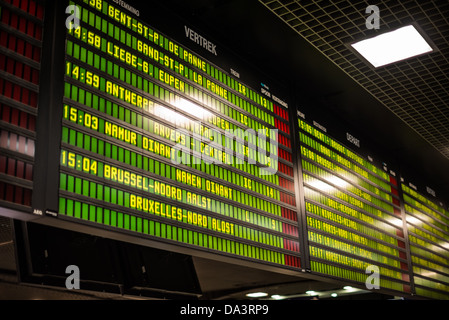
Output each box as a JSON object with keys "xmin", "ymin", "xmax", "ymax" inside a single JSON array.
[{"xmin": 259, "ymin": 0, "xmax": 449, "ymax": 159}]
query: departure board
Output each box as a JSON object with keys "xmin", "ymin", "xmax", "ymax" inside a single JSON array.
[
  {"xmin": 401, "ymin": 180, "xmax": 449, "ymax": 299},
  {"xmin": 297, "ymin": 116, "xmax": 411, "ymax": 294},
  {"xmin": 0, "ymin": 0, "xmax": 43, "ymax": 211},
  {"xmin": 58, "ymin": 0, "xmax": 300, "ymax": 270},
  {"xmin": 4, "ymin": 0, "xmax": 449, "ymax": 301}
]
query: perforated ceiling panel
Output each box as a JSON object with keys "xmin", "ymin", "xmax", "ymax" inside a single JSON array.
[{"xmin": 259, "ymin": 0, "xmax": 449, "ymax": 159}]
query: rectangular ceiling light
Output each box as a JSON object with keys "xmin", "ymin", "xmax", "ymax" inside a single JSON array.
[{"xmin": 351, "ymin": 25, "xmax": 434, "ymax": 68}]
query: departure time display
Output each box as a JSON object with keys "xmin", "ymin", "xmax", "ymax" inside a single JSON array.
[
  {"xmin": 58, "ymin": 0, "xmax": 300, "ymax": 269},
  {"xmin": 298, "ymin": 118, "xmax": 411, "ymax": 293},
  {"xmin": 401, "ymin": 183, "xmax": 449, "ymax": 299}
]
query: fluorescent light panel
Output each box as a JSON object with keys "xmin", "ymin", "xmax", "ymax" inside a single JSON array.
[{"xmin": 351, "ymin": 25, "xmax": 433, "ymax": 68}]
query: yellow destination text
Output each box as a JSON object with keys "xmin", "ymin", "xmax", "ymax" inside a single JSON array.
[
  {"xmin": 104, "ymin": 164, "xmax": 148, "ymax": 191},
  {"xmin": 175, "ymin": 168, "xmax": 233, "ymax": 200},
  {"xmin": 106, "ymin": 80, "xmax": 153, "ymax": 110},
  {"xmin": 129, "ymin": 194, "xmax": 235, "ymax": 235}
]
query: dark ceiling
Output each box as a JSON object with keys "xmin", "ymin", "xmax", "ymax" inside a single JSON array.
[{"xmin": 259, "ymin": 0, "xmax": 449, "ymax": 160}]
